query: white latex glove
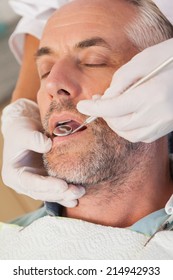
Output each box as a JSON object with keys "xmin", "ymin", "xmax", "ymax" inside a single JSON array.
[
  {"xmin": 1, "ymin": 98, "xmax": 85, "ymax": 207},
  {"xmin": 77, "ymin": 39, "xmax": 173, "ymax": 143},
  {"xmin": 165, "ymin": 194, "xmax": 173, "ymax": 215}
]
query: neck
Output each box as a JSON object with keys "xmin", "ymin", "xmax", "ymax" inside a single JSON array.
[{"xmin": 64, "ymin": 141, "xmax": 173, "ymax": 227}]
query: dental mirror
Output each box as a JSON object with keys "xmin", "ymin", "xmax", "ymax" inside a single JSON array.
[{"xmin": 53, "ymin": 124, "xmax": 73, "ymax": 137}]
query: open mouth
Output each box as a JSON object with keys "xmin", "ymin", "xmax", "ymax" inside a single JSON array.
[{"xmin": 53, "ymin": 119, "xmax": 87, "ymax": 137}]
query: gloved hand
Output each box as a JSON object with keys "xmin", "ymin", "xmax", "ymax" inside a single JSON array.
[
  {"xmin": 1, "ymin": 98, "xmax": 85, "ymax": 207},
  {"xmin": 165, "ymin": 194, "xmax": 173, "ymax": 215},
  {"xmin": 77, "ymin": 38, "xmax": 173, "ymax": 143}
]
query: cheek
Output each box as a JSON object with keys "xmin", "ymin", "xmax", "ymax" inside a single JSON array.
[{"xmin": 88, "ymin": 69, "xmax": 115, "ymax": 97}]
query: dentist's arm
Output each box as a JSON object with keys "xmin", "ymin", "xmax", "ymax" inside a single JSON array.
[
  {"xmin": 77, "ymin": 39, "xmax": 173, "ymax": 143},
  {"xmin": 11, "ymin": 34, "xmax": 40, "ymax": 102}
]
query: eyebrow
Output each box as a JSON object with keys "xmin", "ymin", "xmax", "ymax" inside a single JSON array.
[
  {"xmin": 75, "ymin": 37, "xmax": 111, "ymax": 50},
  {"xmin": 35, "ymin": 47, "xmax": 53, "ymax": 60},
  {"xmin": 35, "ymin": 37, "xmax": 111, "ymax": 60}
]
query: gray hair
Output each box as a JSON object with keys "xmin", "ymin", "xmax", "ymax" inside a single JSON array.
[{"xmin": 124, "ymin": 0, "xmax": 173, "ymax": 50}]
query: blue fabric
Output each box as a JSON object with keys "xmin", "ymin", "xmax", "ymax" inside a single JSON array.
[
  {"xmin": 9, "ymin": 206, "xmax": 48, "ymax": 227},
  {"xmin": 129, "ymin": 208, "xmax": 169, "ymax": 236}
]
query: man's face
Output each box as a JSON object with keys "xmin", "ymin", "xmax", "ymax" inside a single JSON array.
[{"xmin": 37, "ymin": 0, "xmax": 141, "ymax": 187}]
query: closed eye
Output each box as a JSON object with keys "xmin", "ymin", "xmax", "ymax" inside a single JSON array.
[
  {"xmin": 41, "ymin": 71, "xmax": 50, "ymax": 79},
  {"xmin": 84, "ymin": 63, "xmax": 107, "ymax": 67}
]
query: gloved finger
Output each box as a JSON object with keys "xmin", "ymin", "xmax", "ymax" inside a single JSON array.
[
  {"xmin": 56, "ymin": 186, "xmax": 86, "ymax": 207},
  {"xmin": 142, "ymin": 123, "xmax": 173, "ymax": 143},
  {"xmin": 56, "ymin": 199, "xmax": 78, "ymax": 208},
  {"xmin": 1, "ymin": 116, "xmax": 51, "ymax": 154},
  {"xmin": 112, "ymin": 96, "xmax": 173, "ymax": 133},
  {"xmin": 23, "ymin": 131, "xmax": 52, "ymax": 153},
  {"xmin": 17, "ymin": 168, "xmax": 85, "ymax": 202},
  {"xmin": 10, "ymin": 129, "xmax": 52, "ymax": 153},
  {"xmin": 77, "ymin": 89, "xmax": 141, "ymax": 118},
  {"xmin": 113, "ymin": 128, "xmax": 144, "ymax": 143},
  {"xmin": 114, "ymin": 121, "xmax": 165, "ymax": 143},
  {"xmin": 63, "ymin": 184, "xmax": 86, "ymax": 201},
  {"xmin": 106, "ymin": 111, "xmax": 152, "ymax": 132}
]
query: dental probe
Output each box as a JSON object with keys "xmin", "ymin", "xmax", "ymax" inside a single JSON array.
[
  {"xmin": 70, "ymin": 56, "xmax": 173, "ymax": 135},
  {"xmin": 70, "ymin": 116, "xmax": 97, "ymax": 134},
  {"xmin": 144, "ymin": 213, "xmax": 173, "ymax": 247}
]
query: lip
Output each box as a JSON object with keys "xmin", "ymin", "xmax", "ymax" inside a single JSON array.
[{"xmin": 49, "ymin": 112, "xmax": 86, "ymax": 137}]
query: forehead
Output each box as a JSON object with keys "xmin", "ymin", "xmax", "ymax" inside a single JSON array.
[{"xmin": 40, "ymin": 0, "xmax": 137, "ymax": 50}]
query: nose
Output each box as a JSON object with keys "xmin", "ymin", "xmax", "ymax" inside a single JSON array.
[{"xmin": 45, "ymin": 57, "xmax": 82, "ymax": 101}]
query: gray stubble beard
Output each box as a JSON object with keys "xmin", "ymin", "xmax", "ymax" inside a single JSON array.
[{"xmin": 43, "ymin": 119, "xmax": 150, "ymax": 195}]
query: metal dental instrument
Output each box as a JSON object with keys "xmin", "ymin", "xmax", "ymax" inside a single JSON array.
[
  {"xmin": 53, "ymin": 124, "xmax": 73, "ymax": 136},
  {"xmin": 70, "ymin": 116, "xmax": 98, "ymax": 134},
  {"xmin": 144, "ymin": 213, "xmax": 173, "ymax": 247},
  {"xmin": 53, "ymin": 120, "xmax": 73, "ymax": 136},
  {"xmin": 70, "ymin": 56, "xmax": 173, "ymax": 135},
  {"xmin": 53, "ymin": 117, "xmax": 96, "ymax": 137}
]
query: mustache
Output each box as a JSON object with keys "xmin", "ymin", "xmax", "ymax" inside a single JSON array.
[{"xmin": 42, "ymin": 99, "xmax": 86, "ymax": 133}]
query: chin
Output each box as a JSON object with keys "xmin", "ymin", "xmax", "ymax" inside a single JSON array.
[{"xmin": 43, "ymin": 148, "xmax": 110, "ymax": 187}]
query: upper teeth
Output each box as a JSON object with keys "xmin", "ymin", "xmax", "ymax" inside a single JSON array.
[{"xmin": 57, "ymin": 119, "xmax": 71, "ymax": 126}]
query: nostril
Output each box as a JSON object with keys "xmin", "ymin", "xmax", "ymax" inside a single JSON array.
[{"xmin": 57, "ymin": 89, "xmax": 70, "ymax": 96}]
